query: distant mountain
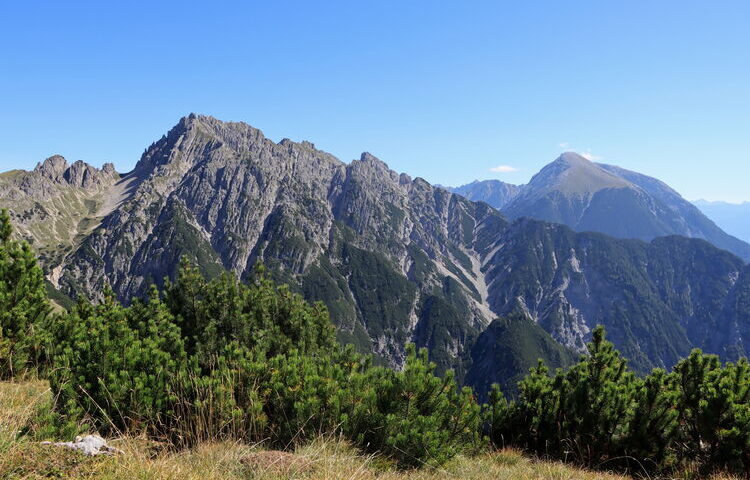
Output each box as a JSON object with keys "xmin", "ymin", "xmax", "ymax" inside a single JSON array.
[
  {"xmin": 497, "ymin": 152, "xmax": 750, "ymax": 261},
  {"xmin": 694, "ymin": 200, "xmax": 750, "ymax": 245},
  {"xmin": 443, "ymin": 180, "xmax": 520, "ymax": 209},
  {"xmin": 0, "ymin": 156, "xmax": 120, "ymax": 270},
  {"xmin": 5, "ymin": 117, "xmax": 750, "ymax": 397}
]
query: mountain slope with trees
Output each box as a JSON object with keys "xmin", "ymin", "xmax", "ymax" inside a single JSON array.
[
  {"xmin": 3, "ymin": 116, "xmax": 750, "ymax": 388},
  {"xmin": 2, "ymin": 212, "xmax": 750, "ymax": 477}
]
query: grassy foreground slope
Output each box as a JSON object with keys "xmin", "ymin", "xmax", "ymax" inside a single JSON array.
[{"xmin": 0, "ymin": 380, "xmax": 634, "ymax": 480}]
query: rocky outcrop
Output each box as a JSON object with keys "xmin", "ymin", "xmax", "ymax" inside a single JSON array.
[
  {"xmin": 26, "ymin": 155, "xmax": 120, "ymax": 193},
  {"xmin": 0, "ymin": 156, "xmax": 120, "ymax": 271}
]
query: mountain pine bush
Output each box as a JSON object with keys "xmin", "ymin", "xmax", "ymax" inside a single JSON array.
[
  {"xmin": 486, "ymin": 326, "xmax": 750, "ymax": 476},
  {"xmin": 344, "ymin": 344, "xmax": 481, "ymax": 468},
  {"xmin": 0, "ymin": 209, "xmax": 50, "ymax": 379},
  {"xmin": 44, "ymin": 258, "xmax": 480, "ymax": 468},
  {"xmin": 48, "ymin": 286, "xmax": 187, "ymax": 434},
  {"xmin": 621, "ymin": 368, "xmax": 679, "ymax": 471},
  {"xmin": 672, "ymin": 350, "xmax": 750, "ymax": 474}
]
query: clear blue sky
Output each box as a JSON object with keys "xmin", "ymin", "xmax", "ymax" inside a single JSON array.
[{"xmin": 1, "ymin": 1, "xmax": 748, "ymax": 201}]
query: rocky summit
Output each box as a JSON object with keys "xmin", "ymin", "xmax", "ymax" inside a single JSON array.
[
  {"xmin": 4, "ymin": 115, "xmax": 750, "ymax": 394},
  {"xmin": 0, "ymin": 155, "xmax": 120, "ymax": 271}
]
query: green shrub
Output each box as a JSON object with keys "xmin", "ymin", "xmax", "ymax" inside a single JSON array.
[
  {"xmin": 485, "ymin": 327, "xmax": 750, "ymax": 476},
  {"xmin": 347, "ymin": 345, "xmax": 481, "ymax": 469},
  {"xmin": 0, "ymin": 209, "xmax": 50, "ymax": 379},
  {"xmin": 164, "ymin": 260, "xmax": 336, "ymax": 361},
  {"xmin": 48, "ymin": 286, "xmax": 186, "ymax": 434},
  {"xmin": 167, "ymin": 344, "xmax": 267, "ymax": 445},
  {"xmin": 492, "ymin": 326, "xmax": 637, "ymax": 465},
  {"xmin": 672, "ymin": 351, "xmax": 750, "ymax": 475},
  {"xmin": 621, "ymin": 368, "xmax": 679, "ymax": 472},
  {"xmin": 43, "ymin": 258, "xmax": 480, "ymax": 468},
  {"xmin": 260, "ymin": 346, "xmax": 364, "ymax": 447}
]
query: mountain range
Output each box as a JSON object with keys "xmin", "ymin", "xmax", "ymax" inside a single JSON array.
[
  {"xmin": 4, "ymin": 114, "xmax": 750, "ymax": 396},
  {"xmin": 447, "ymin": 152, "xmax": 750, "ymax": 262}
]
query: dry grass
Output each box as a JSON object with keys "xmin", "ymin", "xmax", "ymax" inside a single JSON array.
[
  {"xmin": 0, "ymin": 380, "xmax": 742, "ymax": 480},
  {"xmin": 0, "ymin": 378, "xmax": 49, "ymax": 449},
  {"xmin": 1, "ymin": 438, "xmax": 635, "ymax": 480}
]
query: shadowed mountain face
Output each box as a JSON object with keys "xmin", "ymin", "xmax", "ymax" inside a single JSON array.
[
  {"xmin": 452, "ymin": 152, "xmax": 750, "ymax": 262},
  {"xmin": 4, "ymin": 116, "xmax": 750, "ymax": 396}
]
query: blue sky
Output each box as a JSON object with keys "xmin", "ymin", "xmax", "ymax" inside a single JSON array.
[{"xmin": 1, "ymin": 1, "xmax": 748, "ymax": 201}]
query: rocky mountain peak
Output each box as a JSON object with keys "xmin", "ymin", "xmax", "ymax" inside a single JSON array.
[
  {"xmin": 101, "ymin": 163, "xmax": 117, "ymax": 175},
  {"xmin": 353, "ymin": 152, "xmax": 401, "ymax": 185},
  {"xmin": 34, "ymin": 155, "xmax": 68, "ymax": 180},
  {"xmin": 555, "ymin": 151, "xmax": 591, "ymax": 165},
  {"xmin": 444, "ymin": 179, "xmax": 521, "ymax": 210},
  {"xmin": 524, "ymin": 152, "xmax": 630, "ymax": 196},
  {"xmin": 29, "ymin": 156, "xmax": 118, "ymax": 188},
  {"xmin": 357, "ymin": 152, "xmax": 394, "ymax": 172},
  {"xmin": 493, "ymin": 152, "xmax": 750, "ymax": 261},
  {"xmin": 134, "ymin": 113, "xmax": 272, "ymax": 176},
  {"xmin": 63, "ymin": 160, "xmax": 116, "ymax": 188}
]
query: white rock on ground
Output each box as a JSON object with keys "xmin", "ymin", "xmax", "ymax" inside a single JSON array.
[{"xmin": 41, "ymin": 435, "xmax": 124, "ymax": 456}]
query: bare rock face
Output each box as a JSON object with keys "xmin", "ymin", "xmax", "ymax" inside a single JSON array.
[
  {"xmin": 25, "ymin": 155, "xmax": 120, "ymax": 193},
  {"xmin": 34, "ymin": 155, "xmax": 68, "ymax": 181}
]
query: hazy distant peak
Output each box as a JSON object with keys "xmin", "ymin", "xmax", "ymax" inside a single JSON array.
[
  {"xmin": 527, "ymin": 152, "xmax": 630, "ymax": 196},
  {"xmin": 555, "ymin": 151, "xmax": 593, "ymax": 165},
  {"xmin": 446, "ymin": 179, "xmax": 521, "ymax": 209},
  {"xmin": 694, "ymin": 199, "xmax": 750, "ymax": 206},
  {"xmin": 494, "ymin": 152, "xmax": 750, "ymax": 261}
]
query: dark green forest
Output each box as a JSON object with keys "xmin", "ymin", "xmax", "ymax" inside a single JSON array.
[{"xmin": 2, "ymin": 209, "xmax": 750, "ymax": 476}]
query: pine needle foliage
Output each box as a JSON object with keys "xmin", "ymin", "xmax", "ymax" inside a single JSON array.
[
  {"xmin": 485, "ymin": 327, "xmax": 750, "ymax": 476},
  {"xmin": 44, "ymin": 258, "xmax": 480, "ymax": 468},
  {"xmin": 0, "ymin": 209, "xmax": 50, "ymax": 379}
]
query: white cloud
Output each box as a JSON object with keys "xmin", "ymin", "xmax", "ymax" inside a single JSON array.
[
  {"xmin": 559, "ymin": 143, "xmax": 603, "ymax": 161},
  {"xmin": 489, "ymin": 165, "xmax": 518, "ymax": 173},
  {"xmin": 581, "ymin": 150, "xmax": 602, "ymax": 161}
]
